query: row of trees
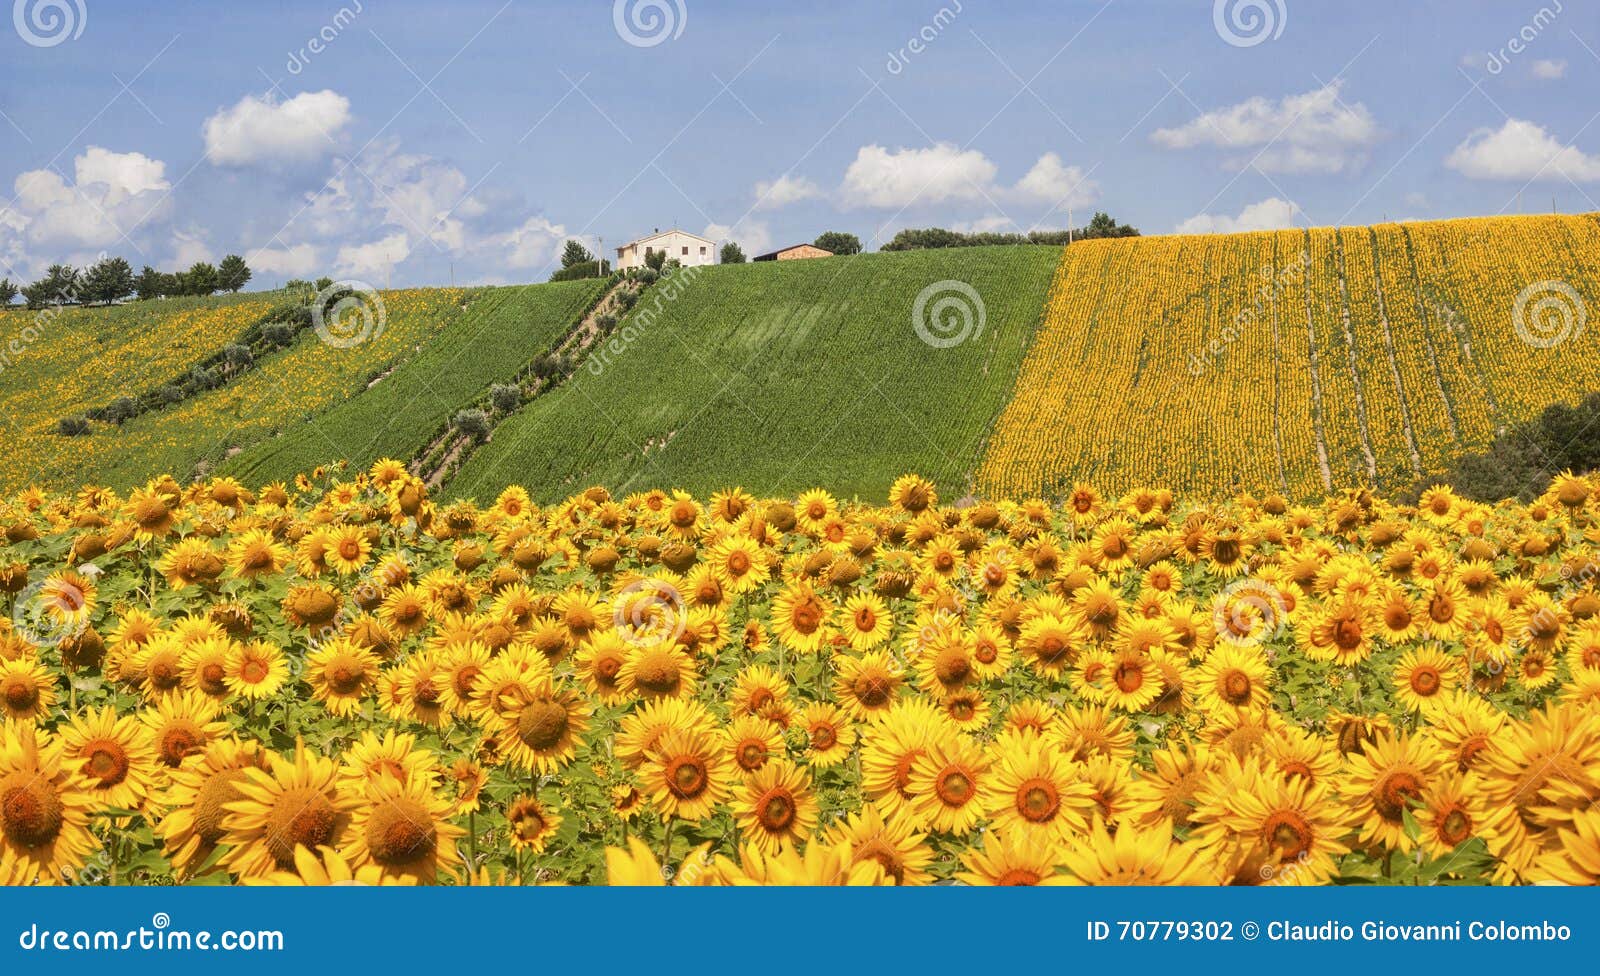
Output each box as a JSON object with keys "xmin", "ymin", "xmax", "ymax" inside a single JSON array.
[
  {"xmin": 881, "ymin": 212, "xmax": 1139, "ymax": 251},
  {"xmin": 0, "ymin": 255, "xmax": 252, "ymax": 310}
]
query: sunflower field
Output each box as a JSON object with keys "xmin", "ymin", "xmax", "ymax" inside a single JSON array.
[
  {"xmin": 978, "ymin": 214, "xmax": 1600, "ymax": 500},
  {"xmin": 3, "ymin": 463, "xmax": 1600, "ymax": 887}
]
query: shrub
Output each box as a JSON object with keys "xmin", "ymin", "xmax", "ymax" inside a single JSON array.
[
  {"xmin": 105, "ymin": 396, "xmax": 138, "ymax": 424},
  {"xmin": 56, "ymin": 416, "xmax": 91, "ymax": 437},
  {"xmin": 489, "ymin": 383, "xmax": 522, "ymax": 413},
  {"xmin": 453, "ymin": 408, "xmax": 491, "ymax": 441}
]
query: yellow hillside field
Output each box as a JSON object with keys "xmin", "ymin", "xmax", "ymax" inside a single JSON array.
[{"xmin": 978, "ymin": 214, "xmax": 1600, "ymax": 500}]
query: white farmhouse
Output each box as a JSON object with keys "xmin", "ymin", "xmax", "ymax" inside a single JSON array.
[{"xmin": 615, "ymin": 228, "xmax": 718, "ymax": 270}]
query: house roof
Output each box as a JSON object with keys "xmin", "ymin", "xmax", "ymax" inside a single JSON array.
[
  {"xmin": 753, "ymin": 244, "xmax": 834, "ymax": 260},
  {"xmin": 616, "ymin": 228, "xmax": 717, "ymax": 251}
]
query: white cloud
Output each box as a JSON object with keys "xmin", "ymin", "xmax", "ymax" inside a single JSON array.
[
  {"xmin": 1175, "ymin": 197, "xmax": 1302, "ymax": 235},
  {"xmin": 498, "ymin": 216, "xmax": 566, "ymax": 269},
  {"xmin": 840, "ymin": 143, "xmax": 998, "ymax": 208},
  {"xmin": 169, "ymin": 228, "xmax": 215, "ymax": 267},
  {"xmin": 1445, "ymin": 118, "xmax": 1600, "ymax": 181},
  {"xmin": 951, "ymin": 214, "xmax": 1019, "ymax": 234},
  {"xmin": 1532, "ymin": 59, "xmax": 1567, "ymax": 80},
  {"xmin": 334, "ymin": 232, "xmax": 409, "ymax": 279},
  {"xmin": 838, "ymin": 143, "xmax": 1098, "ymax": 211},
  {"xmin": 8, "ymin": 146, "xmax": 172, "ymax": 252},
  {"xmin": 751, "ymin": 174, "xmax": 823, "ymax": 210},
  {"xmin": 247, "ymin": 243, "xmax": 321, "ymax": 277},
  {"xmin": 704, "ymin": 219, "xmax": 772, "ymax": 257},
  {"xmin": 1010, "ymin": 152, "xmax": 1097, "ymax": 206},
  {"xmin": 1151, "ymin": 82, "xmax": 1379, "ymax": 174},
  {"xmin": 1404, "ymin": 191, "xmax": 1429, "ymax": 209},
  {"xmin": 203, "ymin": 90, "xmax": 352, "ymax": 166}
]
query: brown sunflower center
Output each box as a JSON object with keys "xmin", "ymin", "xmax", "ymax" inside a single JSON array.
[
  {"xmin": 516, "ymin": 700, "xmax": 571, "ymax": 751},
  {"xmin": 1261, "ymin": 809, "xmax": 1313, "ymax": 863},
  {"xmin": 633, "ymin": 653, "xmax": 682, "ymax": 694},
  {"xmin": 1439, "ymin": 808, "xmax": 1472, "ymax": 846},
  {"xmin": 82, "ymin": 739, "xmax": 130, "ymax": 787},
  {"xmin": 936, "ymin": 767, "xmax": 974, "ymax": 806},
  {"xmin": 995, "ymin": 868, "xmax": 1043, "ymax": 886},
  {"xmin": 2, "ymin": 679, "xmax": 39, "ymax": 711},
  {"xmin": 192, "ymin": 768, "xmax": 247, "ymax": 846},
  {"xmin": 327, "ymin": 662, "xmax": 365, "ymax": 695},
  {"xmin": 264, "ymin": 788, "xmax": 339, "ymax": 868},
  {"xmin": 158, "ymin": 724, "xmax": 204, "ymax": 767},
  {"xmin": 853, "ymin": 673, "xmax": 892, "ymax": 706},
  {"xmin": 0, "ymin": 774, "xmax": 64, "ymax": 849},
  {"xmin": 366, "ymin": 798, "xmax": 436, "ymax": 866},
  {"xmin": 1410, "ymin": 667, "xmax": 1440, "ymax": 695},
  {"xmin": 756, "ymin": 789, "xmax": 796, "ymax": 831},
  {"xmin": 1374, "ymin": 771, "xmax": 1424, "ymax": 822},
  {"xmin": 1016, "ymin": 778, "xmax": 1060, "ymax": 822},
  {"xmin": 736, "ymin": 740, "xmax": 768, "ymax": 771},
  {"xmin": 666, "ymin": 756, "xmax": 708, "ymax": 799},
  {"xmin": 809, "ymin": 723, "xmax": 838, "ymax": 752}
]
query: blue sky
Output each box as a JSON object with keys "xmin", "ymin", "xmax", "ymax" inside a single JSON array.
[{"xmin": 1, "ymin": 0, "xmax": 1596, "ymax": 288}]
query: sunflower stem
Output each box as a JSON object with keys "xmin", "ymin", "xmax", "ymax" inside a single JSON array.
[{"xmin": 660, "ymin": 816, "xmax": 677, "ymax": 879}]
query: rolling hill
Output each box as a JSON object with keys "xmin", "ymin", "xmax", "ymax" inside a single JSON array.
[{"xmin": 5, "ymin": 213, "xmax": 1598, "ymax": 502}]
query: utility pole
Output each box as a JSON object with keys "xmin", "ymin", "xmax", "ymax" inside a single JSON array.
[{"xmin": 1068, "ymin": 205, "xmax": 1073, "ymax": 244}]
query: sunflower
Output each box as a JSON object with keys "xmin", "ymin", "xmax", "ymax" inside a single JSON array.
[
  {"xmin": 342, "ymin": 774, "xmax": 464, "ymax": 884},
  {"xmin": 1416, "ymin": 770, "xmax": 1491, "ymax": 859},
  {"xmin": 0, "ymin": 724, "xmax": 98, "ymax": 884},
  {"xmin": 735, "ymin": 759, "xmax": 817, "ymax": 855},
  {"xmin": 968, "ymin": 622, "xmax": 1014, "ymax": 679},
  {"xmin": 0, "ymin": 657, "xmax": 57, "ymax": 723},
  {"xmin": 708, "ymin": 535, "xmax": 769, "ymax": 594},
  {"xmin": 1339, "ymin": 731, "xmax": 1440, "ymax": 849},
  {"xmin": 1102, "ymin": 651, "xmax": 1162, "ymax": 712},
  {"xmin": 1194, "ymin": 644, "xmax": 1272, "ymax": 715},
  {"xmin": 957, "ymin": 830, "xmax": 1069, "ymax": 885},
  {"xmin": 1124, "ymin": 739, "xmax": 1214, "ymax": 829},
  {"xmin": 1192, "ymin": 759, "xmax": 1350, "ymax": 885},
  {"xmin": 1302, "ymin": 597, "xmax": 1376, "ymax": 666},
  {"xmin": 1059, "ymin": 818, "xmax": 1217, "ymax": 885},
  {"xmin": 799, "ymin": 702, "xmax": 856, "ymax": 767},
  {"xmin": 224, "ymin": 640, "xmax": 289, "ymax": 700},
  {"xmin": 247, "ymin": 844, "xmax": 401, "ymax": 886},
  {"xmin": 988, "ymin": 731, "xmax": 1096, "ymax": 842},
  {"xmin": 1051, "ymin": 704, "xmax": 1136, "ymax": 764},
  {"xmin": 832, "ymin": 650, "xmax": 903, "ymax": 720},
  {"xmin": 722, "ymin": 714, "xmax": 785, "ymax": 774},
  {"xmin": 226, "ymin": 529, "xmax": 290, "ymax": 581},
  {"xmin": 139, "ymin": 690, "xmax": 229, "ymax": 768},
  {"xmin": 908, "ymin": 735, "xmax": 991, "ymax": 834},
  {"xmin": 497, "ymin": 675, "xmax": 590, "ymax": 775},
  {"xmin": 281, "ymin": 582, "xmax": 342, "ymax": 630},
  {"xmin": 326, "ymin": 525, "xmax": 372, "ymax": 575},
  {"xmin": 1072, "ymin": 578, "xmax": 1124, "ymax": 640},
  {"xmin": 180, "ymin": 636, "xmax": 233, "ymax": 700},
  {"xmin": 941, "ymin": 688, "xmax": 990, "ymax": 730},
  {"xmin": 506, "ymin": 794, "xmax": 562, "ymax": 852},
  {"xmin": 1528, "ymin": 807, "xmax": 1600, "ymax": 885},
  {"xmin": 155, "ymin": 737, "xmax": 270, "ymax": 878},
  {"xmin": 338, "ymin": 729, "xmax": 440, "ymax": 795},
  {"xmin": 618, "ymin": 643, "xmax": 698, "ymax": 701},
  {"xmin": 770, "ymin": 583, "xmax": 831, "ymax": 653},
  {"xmin": 379, "ymin": 584, "xmax": 430, "ymax": 636},
  {"xmin": 1016, "ymin": 611, "xmax": 1088, "ymax": 677},
  {"xmin": 716, "ymin": 839, "xmax": 884, "ymax": 886},
  {"xmin": 156, "ymin": 536, "xmax": 223, "ymax": 588},
  {"xmin": 60, "ymin": 706, "xmax": 159, "ymax": 810},
  {"xmin": 221, "ymin": 742, "xmax": 361, "ymax": 879},
  {"xmin": 1392, "ymin": 645, "xmax": 1457, "ymax": 712},
  {"xmin": 642, "ymin": 726, "xmax": 733, "ymax": 822},
  {"xmin": 859, "ymin": 701, "xmax": 945, "ymax": 822},
  {"xmin": 388, "ymin": 652, "xmax": 454, "ymax": 728},
  {"xmin": 305, "ymin": 638, "xmax": 381, "ymax": 718}
]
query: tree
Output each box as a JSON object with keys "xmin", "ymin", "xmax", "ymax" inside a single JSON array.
[
  {"xmin": 84, "ymin": 257, "xmax": 134, "ymax": 304},
  {"xmin": 42, "ymin": 265, "xmax": 79, "ymax": 301},
  {"xmin": 218, "ymin": 254, "xmax": 252, "ymax": 293},
  {"xmin": 186, "ymin": 262, "xmax": 219, "ymax": 296},
  {"xmin": 644, "ymin": 249, "xmax": 667, "ymax": 272},
  {"xmin": 0, "ymin": 278, "xmax": 16, "ymax": 308},
  {"xmin": 720, "ymin": 242, "xmax": 746, "ymax": 264},
  {"xmin": 813, "ymin": 231, "xmax": 862, "ymax": 255},
  {"xmin": 135, "ymin": 266, "xmax": 166, "ymax": 301},
  {"xmin": 560, "ymin": 240, "xmax": 595, "ymax": 269}
]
